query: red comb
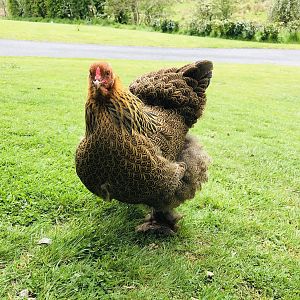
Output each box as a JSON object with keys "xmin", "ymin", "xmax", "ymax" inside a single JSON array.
[{"xmin": 95, "ymin": 67, "xmax": 101, "ymax": 80}]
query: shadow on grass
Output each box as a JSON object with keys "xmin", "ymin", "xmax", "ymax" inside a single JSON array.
[{"xmin": 66, "ymin": 199, "xmax": 185, "ymax": 262}]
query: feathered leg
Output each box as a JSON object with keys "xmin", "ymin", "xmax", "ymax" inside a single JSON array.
[
  {"xmin": 135, "ymin": 208, "xmax": 183, "ymax": 235},
  {"xmin": 136, "ymin": 135, "xmax": 210, "ymax": 235}
]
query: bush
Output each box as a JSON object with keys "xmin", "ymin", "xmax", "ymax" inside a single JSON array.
[
  {"xmin": 188, "ymin": 19, "xmax": 259, "ymax": 40},
  {"xmin": 193, "ymin": 0, "xmax": 235, "ymax": 22},
  {"xmin": 187, "ymin": 19, "xmax": 288, "ymax": 43},
  {"xmin": 256, "ymin": 23, "xmax": 280, "ymax": 42},
  {"xmin": 31, "ymin": 0, "xmax": 46, "ymax": 17},
  {"xmin": 212, "ymin": 0, "xmax": 235, "ymax": 20},
  {"xmin": 151, "ymin": 19, "xmax": 179, "ymax": 33},
  {"xmin": 8, "ymin": 0, "xmax": 105, "ymax": 19},
  {"xmin": 280, "ymin": 20, "xmax": 300, "ymax": 42},
  {"xmin": 140, "ymin": 0, "xmax": 171, "ymax": 26},
  {"xmin": 160, "ymin": 19, "xmax": 179, "ymax": 33},
  {"xmin": 270, "ymin": 0, "xmax": 300, "ymax": 24},
  {"xmin": 187, "ymin": 19, "xmax": 212, "ymax": 36},
  {"xmin": 194, "ymin": 0, "xmax": 214, "ymax": 22},
  {"xmin": 241, "ymin": 22, "xmax": 258, "ymax": 40}
]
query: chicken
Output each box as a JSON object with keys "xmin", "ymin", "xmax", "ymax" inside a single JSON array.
[{"xmin": 75, "ymin": 61, "xmax": 213, "ymax": 234}]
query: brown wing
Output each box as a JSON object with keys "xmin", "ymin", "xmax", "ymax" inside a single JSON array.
[{"xmin": 129, "ymin": 60, "xmax": 213, "ymax": 127}]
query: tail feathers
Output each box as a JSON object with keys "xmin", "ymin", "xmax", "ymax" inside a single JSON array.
[
  {"xmin": 129, "ymin": 60, "xmax": 213, "ymax": 128},
  {"xmin": 179, "ymin": 60, "xmax": 213, "ymax": 97},
  {"xmin": 175, "ymin": 135, "xmax": 211, "ymax": 201},
  {"xmin": 180, "ymin": 60, "xmax": 213, "ymax": 82}
]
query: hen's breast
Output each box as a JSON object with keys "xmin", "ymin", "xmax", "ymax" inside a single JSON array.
[
  {"xmin": 75, "ymin": 115, "xmax": 117, "ymax": 196},
  {"xmin": 75, "ymin": 109, "xmax": 169, "ymax": 203},
  {"xmin": 75, "ymin": 102, "xmax": 189, "ymax": 206}
]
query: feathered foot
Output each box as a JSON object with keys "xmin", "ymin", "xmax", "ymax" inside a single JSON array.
[{"xmin": 135, "ymin": 209, "xmax": 183, "ymax": 235}]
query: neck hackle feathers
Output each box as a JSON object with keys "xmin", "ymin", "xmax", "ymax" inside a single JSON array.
[{"xmin": 87, "ymin": 63, "xmax": 157, "ymax": 136}]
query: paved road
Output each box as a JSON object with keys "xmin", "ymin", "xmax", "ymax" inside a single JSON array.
[{"xmin": 1, "ymin": 39, "xmax": 300, "ymax": 66}]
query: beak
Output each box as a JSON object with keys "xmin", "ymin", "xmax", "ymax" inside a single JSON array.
[{"xmin": 93, "ymin": 79, "xmax": 101, "ymax": 88}]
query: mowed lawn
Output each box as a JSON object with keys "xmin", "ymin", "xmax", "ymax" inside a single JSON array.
[
  {"xmin": 1, "ymin": 19, "xmax": 300, "ymax": 49},
  {"xmin": 0, "ymin": 57, "xmax": 299, "ymax": 299}
]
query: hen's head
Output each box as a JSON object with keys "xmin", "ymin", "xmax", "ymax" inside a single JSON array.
[{"xmin": 89, "ymin": 62, "xmax": 115, "ymax": 97}]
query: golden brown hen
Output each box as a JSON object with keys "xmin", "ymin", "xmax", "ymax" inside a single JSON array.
[{"xmin": 75, "ymin": 61, "xmax": 213, "ymax": 234}]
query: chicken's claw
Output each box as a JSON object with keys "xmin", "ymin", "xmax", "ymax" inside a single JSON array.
[{"xmin": 135, "ymin": 209, "xmax": 182, "ymax": 235}]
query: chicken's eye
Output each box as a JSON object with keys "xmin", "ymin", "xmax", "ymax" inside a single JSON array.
[{"xmin": 105, "ymin": 71, "xmax": 110, "ymax": 76}]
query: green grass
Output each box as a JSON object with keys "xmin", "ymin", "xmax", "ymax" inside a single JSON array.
[
  {"xmin": 0, "ymin": 56, "xmax": 299, "ymax": 299},
  {"xmin": 1, "ymin": 19, "xmax": 300, "ymax": 49}
]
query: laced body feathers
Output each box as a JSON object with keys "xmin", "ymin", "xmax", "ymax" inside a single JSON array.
[{"xmin": 76, "ymin": 61, "xmax": 212, "ymax": 212}]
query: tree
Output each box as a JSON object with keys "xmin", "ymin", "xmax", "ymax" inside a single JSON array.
[
  {"xmin": 214, "ymin": 0, "xmax": 235, "ymax": 20},
  {"xmin": 194, "ymin": 0, "xmax": 214, "ymax": 21},
  {"xmin": 104, "ymin": 0, "xmax": 131, "ymax": 23},
  {"xmin": 31, "ymin": 0, "xmax": 46, "ymax": 17},
  {"xmin": 194, "ymin": 0, "xmax": 235, "ymax": 22},
  {"xmin": 0, "ymin": 0, "xmax": 7, "ymax": 16},
  {"xmin": 270, "ymin": 0, "xmax": 300, "ymax": 24},
  {"xmin": 105, "ymin": 0, "xmax": 171, "ymax": 25},
  {"xmin": 139, "ymin": 0, "xmax": 171, "ymax": 25}
]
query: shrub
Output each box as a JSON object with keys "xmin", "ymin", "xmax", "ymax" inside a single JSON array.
[
  {"xmin": 151, "ymin": 19, "xmax": 179, "ymax": 33},
  {"xmin": 286, "ymin": 20, "xmax": 300, "ymax": 31},
  {"xmin": 151, "ymin": 19, "xmax": 161, "ymax": 31},
  {"xmin": 7, "ymin": 0, "xmax": 20, "ymax": 16},
  {"xmin": 256, "ymin": 23, "xmax": 280, "ymax": 42},
  {"xmin": 209, "ymin": 19, "xmax": 224, "ymax": 37},
  {"xmin": 241, "ymin": 22, "xmax": 258, "ymax": 40},
  {"xmin": 193, "ymin": 0, "xmax": 235, "ymax": 22},
  {"xmin": 280, "ymin": 20, "xmax": 300, "ymax": 42},
  {"xmin": 194, "ymin": 0, "xmax": 214, "ymax": 22},
  {"xmin": 270, "ymin": 0, "xmax": 300, "ymax": 24},
  {"xmin": 212, "ymin": 0, "xmax": 235, "ymax": 20},
  {"xmin": 31, "ymin": 0, "xmax": 46, "ymax": 17},
  {"xmin": 187, "ymin": 19, "xmax": 289, "ymax": 43},
  {"xmin": 188, "ymin": 19, "xmax": 259, "ymax": 41},
  {"xmin": 8, "ymin": 0, "xmax": 105, "ymax": 19},
  {"xmin": 187, "ymin": 19, "xmax": 212, "ymax": 36},
  {"xmin": 140, "ymin": 0, "xmax": 171, "ymax": 26},
  {"xmin": 160, "ymin": 19, "xmax": 179, "ymax": 33}
]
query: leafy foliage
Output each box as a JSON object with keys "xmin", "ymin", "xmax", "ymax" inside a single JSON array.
[
  {"xmin": 188, "ymin": 18, "xmax": 300, "ymax": 42},
  {"xmin": 7, "ymin": 0, "xmax": 21, "ymax": 16},
  {"xmin": 7, "ymin": 0, "xmax": 105, "ymax": 19},
  {"xmin": 270, "ymin": 0, "xmax": 300, "ymax": 24},
  {"xmin": 187, "ymin": 0, "xmax": 300, "ymax": 43},
  {"xmin": 104, "ymin": 0, "xmax": 171, "ymax": 25},
  {"xmin": 194, "ymin": 0, "xmax": 236, "ymax": 22},
  {"xmin": 104, "ymin": 0, "xmax": 130, "ymax": 24},
  {"xmin": 212, "ymin": 0, "xmax": 236, "ymax": 20},
  {"xmin": 7, "ymin": 0, "xmax": 170, "ymax": 25},
  {"xmin": 152, "ymin": 18, "xmax": 179, "ymax": 33},
  {"xmin": 139, "ymin": 0, "xmax": 171, "ymax": 25}
]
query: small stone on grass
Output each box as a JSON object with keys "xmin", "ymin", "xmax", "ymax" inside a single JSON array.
[
  {"xmin": 206, "ymin": 270, "xmax": 214, "ymax": 278},
  {"xmin": 37, "ymin": 237, "xmax": 52, "ymax": 245},
  {"xmin": 19, "ymin": 289, "xmax": 36, "ymax": 299}
]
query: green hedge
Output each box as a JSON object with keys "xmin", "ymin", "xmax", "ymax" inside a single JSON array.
[
  {"xmin": 7, "ymin": 0, "xmax": 105, "ymax": 19},
  {"xmin": 151, "ymin": 19, "xmax": 179, "ymax": 33},
  {"xmin": 187, "ymin": 19, "xmax": 300, "ymax": 43}
]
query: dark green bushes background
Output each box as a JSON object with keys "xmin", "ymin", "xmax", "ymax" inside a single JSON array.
[
  {"xmin": 187, "ymin": 19, "xmax": 300, "ymax": 43},
  {"xmin": 7, "ymin": 0, "xmax": 105, "ymax": 18}
]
